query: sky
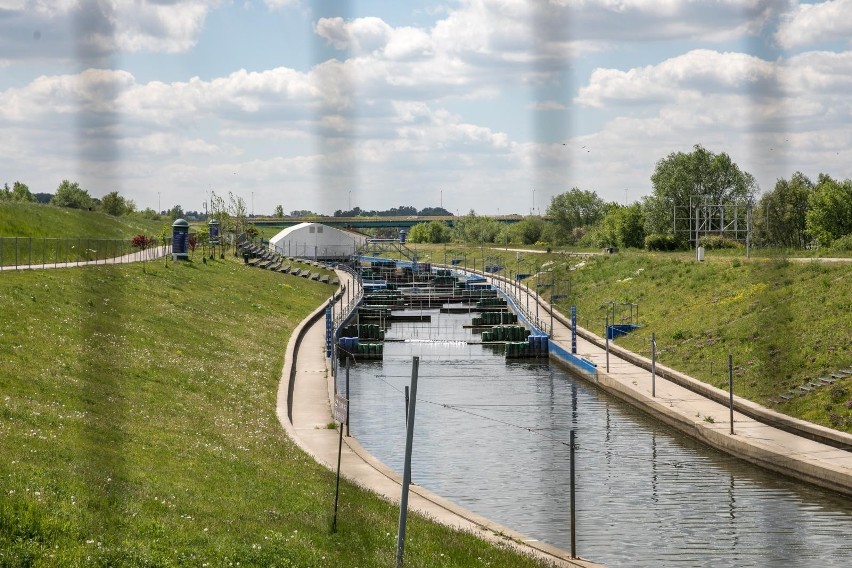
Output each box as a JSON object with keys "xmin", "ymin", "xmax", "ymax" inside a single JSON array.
[{"xmin": 1, "ymin": 0, "xmax": 851, "ymax": 217}]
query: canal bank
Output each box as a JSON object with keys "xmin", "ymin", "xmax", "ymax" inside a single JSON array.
[
  {"xmin": 279, "ymin": 264, "xmax": 852, "ymax": 566},
  {"xmin": 479, "ymin": 270, "xmax": 852, "ymax": 498},
  {"xmin": 276, "ymin": 269, "xmax": 599, "ymax": 568}
]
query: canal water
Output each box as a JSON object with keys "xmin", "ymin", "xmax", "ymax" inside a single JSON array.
[{"xmin": 338, "ymin": 309, "xmax": 852, "ymax": 567}]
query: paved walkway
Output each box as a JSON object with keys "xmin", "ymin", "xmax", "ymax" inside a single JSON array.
[{"xmin": 0, "ymin": 246, "xmax": 168, "ymax": 271}]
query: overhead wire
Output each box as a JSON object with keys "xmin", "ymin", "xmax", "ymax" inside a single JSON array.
[{"xmin": 356, "ymin": 369, "xmax": 700, "ymax": 471}]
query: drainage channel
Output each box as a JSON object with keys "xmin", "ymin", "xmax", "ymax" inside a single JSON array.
[{"xmin": 337, "ymin": 308, "xmax": 852, "ymax": 567}]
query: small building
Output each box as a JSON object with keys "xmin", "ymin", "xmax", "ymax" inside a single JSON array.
[{"xmin": 269, "ymin": 222, "xmax": 367, "ymax": 260}]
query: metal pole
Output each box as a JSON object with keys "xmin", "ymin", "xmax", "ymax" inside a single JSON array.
[
  {"xmin": 404, "ymin": 386, "xmax": 409, "ymax": 424},
  {"xmin": 651, "ymin": 332, "xmax": 656, "ymax": 398},
  {"xmin": 570, "ymin": 429, "xmax": 577, "ymax": 559},
  {"xmin": 550, "ymin": 272, "xmax": 556, "ymax": 336},
  {"xmin": 396, "ymin": 356, "xmax": 420, "ymax": 568},
  {"xmin": 746, "ymin": 206, "xmax": 751, "ymax": 259},
  {"xmin": 535, "ymin": 268, "xmax": 540, "ymax": 325},
  {"xmin": 345, "ymin": 358, "xmax": 351, "ymax": 437},
  {"xmin": 571, "ymin": 305, "xmax": 577, "ymax": 354},
  {"xmin": 605, "ymin": 315, "xmax": 610, "ymax": 373},
  {"xmin": 332, "ymin": 400, "xmax": 345, "ymax": 532},
  {"xmin": 729, "ymin": 354, "xmax": 734, "ymax": 435}
]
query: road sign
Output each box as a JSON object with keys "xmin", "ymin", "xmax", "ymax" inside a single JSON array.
[{"xmin": 333, "ymin": 393, "xmax": 348, "ymax": 423}]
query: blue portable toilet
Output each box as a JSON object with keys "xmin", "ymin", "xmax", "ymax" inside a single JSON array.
[
  {"xmin": 172, "ymin": 218, "xmax": 190, "ymax": 260},
  {"xmin": 208, "ymin": 218, "xmax": 220, "ymax": 245},
  {"xmin": 399, "ymin": 229, "xmax": 407, "ymax": 244}
]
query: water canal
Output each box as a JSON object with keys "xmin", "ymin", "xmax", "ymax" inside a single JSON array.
[{"xmin": 337, "ymin": 309, "xmax": 852, "ymax": 567}]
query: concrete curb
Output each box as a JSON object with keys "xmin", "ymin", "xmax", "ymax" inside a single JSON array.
[{"xmin": 573, "ymin": 323, "xmax": 852, "ymax": 452}]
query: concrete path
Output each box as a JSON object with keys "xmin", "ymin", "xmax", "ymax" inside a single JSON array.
[{"xmin": 0, "ymin": 246, "xmax": 168, "ymax": 271}]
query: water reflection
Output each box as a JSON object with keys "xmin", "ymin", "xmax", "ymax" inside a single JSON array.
[{"xmin": 340, "ymin": 310, "xmax": 852, "ymax": 567}]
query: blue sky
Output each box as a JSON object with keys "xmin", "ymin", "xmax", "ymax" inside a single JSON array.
[{"xmin": 1, "ymin": 0, "xmax": 851, "ymax": 216}]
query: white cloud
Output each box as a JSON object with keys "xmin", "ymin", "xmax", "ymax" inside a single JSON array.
[
  {"xmin": 576, "ymin": 50, "xmax": 778, "ymax": 108},
  {"xmin": 529, "ymin": 100, "xmax": 568, "ymax": 111},
  {"xmin": 776, "ymin": 0, "xmax": 852, "ymax": 50},
  {"xmin": 0, "ymin": 0, "xmax": 222, "ymax": 65},
  {"xmin": 262, "ymin": 0, "xmax": 298, "ymax": 9},
  {"xmin": 120, "ymin": 133, "xmax": 221, "ymax": 156},
  {"xmin": 3, "ymin": 0, "xmax": 852, "ymax": 214}
]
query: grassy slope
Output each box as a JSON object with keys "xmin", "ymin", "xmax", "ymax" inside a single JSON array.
[
  {"xmin": 412, "ymin": 244, "xmax": 852, "ymax": 432},
  {"xmin": 0, "ymin": 202, "xmax": 164, "ymax": 238},
  {"xmin": 0, "ymin": 258, "xmax": 554, "ymax": 567},
  {"xmin": 561, "ymin": 253, "xmax": 852, "ymax": 430}
]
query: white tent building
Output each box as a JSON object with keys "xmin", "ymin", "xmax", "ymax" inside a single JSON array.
[{"xmin": 268, "ymin": 222, "xmax": 366, "ymax": 260}]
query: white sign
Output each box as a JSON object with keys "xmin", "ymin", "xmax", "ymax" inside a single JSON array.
[{"xmin": 332, "ymin": 393, "xmax": 348, "ymax": 423}]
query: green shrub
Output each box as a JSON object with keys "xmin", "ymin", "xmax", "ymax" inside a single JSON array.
[
  {"xmin": 829, "ymin": 233, "xmax": 852, "ymax": 252},
  {"xmin": 645, "ymin": 233, "xmax": 679, "ymax": 251},
  {"xmin": 698, "ymin": 235, "xmax": 743, "ymax": 250}
]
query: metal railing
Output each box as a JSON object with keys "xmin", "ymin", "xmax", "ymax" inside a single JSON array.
[
  {"xmin": 0, "ymin": 237, "xmax": 169, "ymax": 270},
  {"xmin": 451, "ymin": 265, "xmax": 552, "ymax": 336},
  {"xmin": 331, "ymin": 264, "xmax": 363, "ymax": 329}
]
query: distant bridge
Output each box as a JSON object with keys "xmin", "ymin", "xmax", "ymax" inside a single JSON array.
[{"xmin": 249, "ymin": 215, "xmax": 538, "ymax": 230}]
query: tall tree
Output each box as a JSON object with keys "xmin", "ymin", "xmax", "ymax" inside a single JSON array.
[
  {"xmin": 806, "ymin": 174, "xmax": 852, "ymax": 247},
  {"xmin": 452, "ymin": 210, "xmax": 502, "ymax": 243},
  {"xmin": 754, "ymin": 172, "xmax": 813, "ymax": 248},
  {"xmin": 644, "ymin": 145, "xmax": 757, "ymax": 239},
  {"xmin": 101, "ymin": 191, "xmax": 130, "ymax": 216},
  {"xmin": 51, "ymin": 180, "xmax": 93, "ymax": 209},
  {"xmin": 274, "ymin": 204, "xmax": 284, "ymax": 218},
  {"xmin": 598, "ymin": 203, "xmax": 646, "ymax": 249},
  {"xmin": 10, "ymin": 182, "xmax": 36, "ymax": 202},
  {"xmin": 168, "ymin": 205, "xmax": 185, "ymax": 220},
  {"xmin": 408, "ymin": 221, "xmax": 451, "ymax": 243},
  {"xmin": 547, "ymin": 188, "xmax": 607, "ymax": 243},
  {"xmin": 510, "ymin": 217, "xmax": 548, "ymax": 245}
]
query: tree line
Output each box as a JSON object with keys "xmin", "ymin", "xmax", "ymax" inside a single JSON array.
[
  {"xmin": 0, "ymin": 179, "xmax": 205, "ymax": 221},
  {"xmin": 407, "ymin": 145, "xmax": 852, "ymax": 252}
]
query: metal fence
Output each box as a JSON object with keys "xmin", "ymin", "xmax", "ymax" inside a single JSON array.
[{"xmin": 0, "ymin": 237, "xmax": 168, "ymax": 269}]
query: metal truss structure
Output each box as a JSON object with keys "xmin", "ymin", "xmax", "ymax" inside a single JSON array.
[{"xmin": 673, "ymin": 196, "xmax": 753, "ymax": 256}]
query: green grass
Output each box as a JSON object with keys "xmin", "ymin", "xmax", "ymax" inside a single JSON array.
[
  {"xmin": 553, "ymin": 253, "xmax": 852, "ymax": 431},
  {"xmin": 0, "ymin": 257, "xmax": 556, "ymax": 567},
  {"xmin": 407, "ymin": 244, "xmax": 852, "ymax": 431},
  {"xmin": 0, "ymin": 202, "xmax": 165, "ymax": 239}
]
